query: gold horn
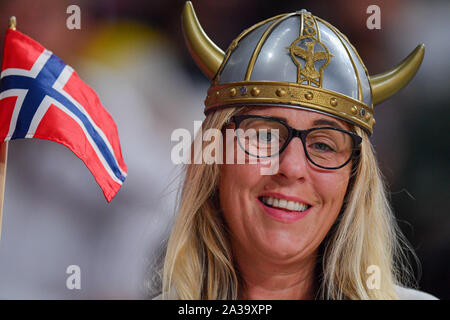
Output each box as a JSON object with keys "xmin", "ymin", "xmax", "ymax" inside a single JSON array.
[
  {"xmin": 370, "ymin": 44, "xmax": 425, "ymax": 105},
  {"xmin": 182, "ymin": 1, "xmax": 225, "ymax": 79}
]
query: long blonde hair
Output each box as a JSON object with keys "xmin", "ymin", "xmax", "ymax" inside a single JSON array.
[{"xmin": 159, "ymin": 107, "xmax": 418, "ymax": 299}]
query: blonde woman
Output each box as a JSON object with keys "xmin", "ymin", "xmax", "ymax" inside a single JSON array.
[{"xmin": 152, "ymin": 3, "xmax": 437, "ymax": 300}]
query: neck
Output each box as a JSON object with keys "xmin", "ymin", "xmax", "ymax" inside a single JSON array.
[{"xmin": 234, "ymin": 246, "xmax": 319, "ymax": 300}]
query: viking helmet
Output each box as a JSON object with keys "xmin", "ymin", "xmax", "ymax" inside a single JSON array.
[{"xmin": 182, "ymin": 2, "xmax": 424, "ymax": 134}]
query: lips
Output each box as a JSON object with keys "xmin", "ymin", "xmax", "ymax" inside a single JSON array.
[
  {"xmin": 257, "ymin": 192, "xmax": 313, "ymax": 223},
  {"xmin": 260, "ymin": 196, "xmax": 310, "ymax": 212}
]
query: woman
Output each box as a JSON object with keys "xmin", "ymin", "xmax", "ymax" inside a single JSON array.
[{"xmin": 152, "ymin": 3, "xmax": 437, "ymax": 299}]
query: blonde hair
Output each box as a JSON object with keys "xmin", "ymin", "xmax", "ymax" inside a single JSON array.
[{"xmin": 159, "ymin": 107, "xmax": 418, "ymax": 300}]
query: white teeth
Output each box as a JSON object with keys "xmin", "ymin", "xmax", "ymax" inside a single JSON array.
[
  {"xmin": 261, "ymin": 196, "xmax": 309, "ymax": 212},
  {"xmin": 273, "ymin": 198, "xmax": 279, "ymax": 207},
  {"xmin": 287, "ymin": 201, "xmax": 295, "ymax": 211}
]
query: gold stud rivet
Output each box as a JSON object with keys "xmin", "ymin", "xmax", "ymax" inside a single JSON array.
[
  {"xmin": 251, "ymin": 87, "xmax": 260, "ymax": 96},
  {"xmin": 365, "ymin": 113, "xmax": 371, "ymax": 121},
  {"xmin": 276, "ymin": 88, "xmax": 286, "ymax": 97},
  {"xmin": 229, "ymin": 88, "xmax": 237, "ymax": 97},
  {"xmin": 305, "ymin": 91, "xmax": 313, "ymax": 100},
  {"xmin": 330, "ymin": 97, "xmax": 338, "ymax": 107},
  {"xmin": 351, "ymin": 106, "xmax": 358, "ymax": 114},
  {"xmin": 371, "ymin": 118, "xmax": 376, "ymax": 126}
]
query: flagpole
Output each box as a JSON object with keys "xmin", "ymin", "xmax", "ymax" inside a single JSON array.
[
  {"xmin": 0, "ymin": 16, "xmax": 15, "ymax": 240},
  {"xmin": 0, "ymin": 141, "xmax": 8, "ymax": 240}
]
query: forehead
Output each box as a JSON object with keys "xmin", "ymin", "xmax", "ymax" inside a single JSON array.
[{"xmin": 243, "ymin": 106, "xmax": 352, "ymax": 130}]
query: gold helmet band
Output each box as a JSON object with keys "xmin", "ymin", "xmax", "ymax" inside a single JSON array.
[{"xmin": 182, "ymin": 2, "xmax": 425, "ymax": 134}]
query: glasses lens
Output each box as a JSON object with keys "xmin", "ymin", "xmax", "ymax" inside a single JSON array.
[
  {"xmin": 305, "ymin": 128, "xmax": 354, "ymax": 168},
  {"xmin": 236, "ymin": 117, "xmax": 289, "ymax": 158}
]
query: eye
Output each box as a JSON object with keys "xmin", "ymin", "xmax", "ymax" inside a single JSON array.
[
  {"xmin": 258, "ymin": 130, "xmax": 273, "ymax": 142},
  {"xmin": 311, "ymin": 142, "xmax": 335, "ymax": 152}
]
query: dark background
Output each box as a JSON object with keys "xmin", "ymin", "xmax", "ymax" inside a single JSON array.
[{"xmin": 0, "ymin": 0, "xmax": 448, "ymax": 299}]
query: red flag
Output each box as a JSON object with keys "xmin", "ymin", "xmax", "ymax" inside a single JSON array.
[{"xmin": 0, "ymin": 29, "xmax": 127, "ymax": 202}]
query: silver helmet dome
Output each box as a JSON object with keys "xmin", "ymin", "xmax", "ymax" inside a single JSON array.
[{"xmin": 182, "ymin": 2, "xmax": 424, "ymax": 134}]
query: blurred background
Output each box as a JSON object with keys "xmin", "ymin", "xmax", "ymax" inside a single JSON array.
[{"xmin": 0, "ymin": 0, "xmax": 448, "ymax": 299}]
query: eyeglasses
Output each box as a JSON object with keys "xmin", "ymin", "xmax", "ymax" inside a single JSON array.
[{"xmin": 228, "ymin": 115, "xmax": 362, "ymax": 170}]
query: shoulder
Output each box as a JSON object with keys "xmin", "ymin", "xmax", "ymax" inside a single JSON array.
[
  {"xmin": 152, "ymin": 294, "xmax": 162, "ymax": 300},
  {"xmin": 153, "ymin": 287, "xmax": 439, "ymax": 300},
  {"xmin": 393, "ymin": 285, "xmax": 439, "ymax": 300},
  {"xmin": 152, "ymin": 293, "xmax": 163, "ymax": 300}
]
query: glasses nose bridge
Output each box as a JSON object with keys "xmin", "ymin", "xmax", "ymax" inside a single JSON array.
[
  {"xmin": 279, "ymin": 127, "xmax": 310, "ymax": 173},
  {"xmin": 290, "ymin": 128, "xmax": 307, "ymax": 145},
  {"xmin": 283, "ymin": 127, "xmax": 308, "ymax": 158}
]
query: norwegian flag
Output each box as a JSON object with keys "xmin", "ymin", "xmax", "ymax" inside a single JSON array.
[{"xmin": 0, "ymin": 29, "xmax": 127, "ymax": 202}]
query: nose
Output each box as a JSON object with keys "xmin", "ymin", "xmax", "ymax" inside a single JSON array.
[{"xmin": 275, "ymin": 136, "xmax": 309, "ymax": 182}]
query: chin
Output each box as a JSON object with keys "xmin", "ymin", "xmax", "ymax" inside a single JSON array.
[{"xmin": 257, "ymin": 234, "xmax": 309, "ymax": 261}]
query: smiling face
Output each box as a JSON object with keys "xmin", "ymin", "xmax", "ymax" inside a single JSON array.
[{"xmin": 219, "ymin": 107, "xmax": 354, "ymax": 265}]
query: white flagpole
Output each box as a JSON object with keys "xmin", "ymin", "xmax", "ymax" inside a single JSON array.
[
  {"xmin": 0, "ymin": 141, "xmax": 8, "ymax": 240},
  {"xmin": 0, "ymin": 16, "xmax": 15, "ymax": 240}
]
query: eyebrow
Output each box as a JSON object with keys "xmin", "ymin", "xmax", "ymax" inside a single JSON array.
[
  {"xmin": 264, "ymin": 115, "xmax": 346, "ymax": 130},
  {"xmin": 311, "ymin": 119, "xmax": 345, "ymax": 129}
]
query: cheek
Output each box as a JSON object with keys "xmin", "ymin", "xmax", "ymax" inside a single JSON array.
[
  {"xmin": 315, "ymin": 168, "xmax": 351, "ymax": 213},
  {"xmin": 220, "ymin": 135, "xmax": 268, "ymax": 201},
  {"xmin": 219, "ymin": 163, "xmax": 266, "ymax": 231},
  {"xmin": 219, "ymin": 163, "xmax": 260, "ymax": 209}
]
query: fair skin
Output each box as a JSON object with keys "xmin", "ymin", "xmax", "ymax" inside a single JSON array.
[{"xmin": 219, "ymin": 107, "xmax": 353, "ymax": 300}]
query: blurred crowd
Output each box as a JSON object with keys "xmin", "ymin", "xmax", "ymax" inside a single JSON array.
[{"xmin": 0, "ymin": 0, "xmax": 448, "ymax": 299}]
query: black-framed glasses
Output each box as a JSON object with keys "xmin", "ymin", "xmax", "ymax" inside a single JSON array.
[{"xmin": 227, "ymin": 115, "xmax": 362, "ymax": 170}]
